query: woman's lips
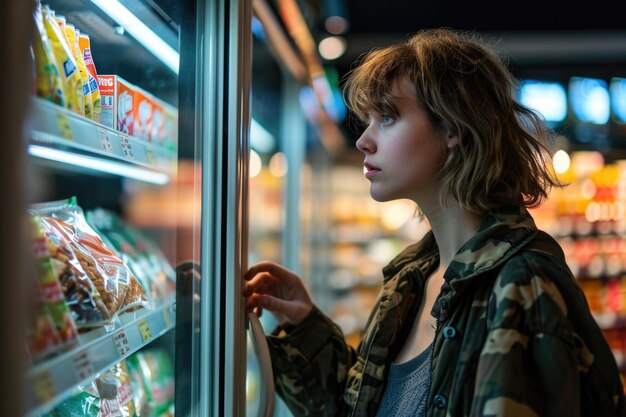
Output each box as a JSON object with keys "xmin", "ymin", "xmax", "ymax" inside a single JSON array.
[{"xmin": 363, "ymin": 162, "xmax": 381, "ymax": 179}]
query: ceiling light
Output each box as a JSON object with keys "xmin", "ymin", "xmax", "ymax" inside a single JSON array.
[
  {"xmin": 90, "ymin": 0, "xmax": 179, "ymax": 74},
  {"xmin": 318, "ymin": 36, "xmax": 346, "ymax": 60}
]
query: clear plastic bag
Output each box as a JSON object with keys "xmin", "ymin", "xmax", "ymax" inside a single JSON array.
[{"xmin": 29, "ymin": 197, "xmax": 149, "ymax": 326}]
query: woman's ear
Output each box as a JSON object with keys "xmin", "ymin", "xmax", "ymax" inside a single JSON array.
[{"xmin": 446, "ymin": 132, "xmax": 460, "ymax": 149}]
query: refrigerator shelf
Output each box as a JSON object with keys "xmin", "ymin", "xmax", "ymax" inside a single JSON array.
[
  {"xmin": 28, "ymin": 97, "xmax": 177, "ymax": 181},
  {"xmin": 24, "ymin": 299, "xmax": 176, "ymax": 417}
]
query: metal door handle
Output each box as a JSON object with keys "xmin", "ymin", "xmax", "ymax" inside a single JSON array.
[{"xmin": 248, "ymin": 312, "xmax": 275, "ymax": 417}]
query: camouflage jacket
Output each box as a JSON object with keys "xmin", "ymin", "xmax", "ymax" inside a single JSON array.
[{"xmin": 266, "ymin": 206, "xmax": 626, "ymax": 417}]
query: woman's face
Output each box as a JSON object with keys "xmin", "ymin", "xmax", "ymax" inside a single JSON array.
[{"xmin": 355, "ymin": 78, "xmax": 452, "ymax": 203}]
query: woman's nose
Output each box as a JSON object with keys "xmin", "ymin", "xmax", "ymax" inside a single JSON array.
[{"xmin": 355, "ymin": 130, "xmax": 375, "ymax": 154}]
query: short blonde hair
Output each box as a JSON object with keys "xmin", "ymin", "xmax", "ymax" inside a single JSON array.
[{"xmin": 343, "ymin": 28, "xmax": 563, "ymax": 214}]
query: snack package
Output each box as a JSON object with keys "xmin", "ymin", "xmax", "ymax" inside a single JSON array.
[
  {"xmin": 25, "ymin": 280, "xmax": 64, "ymax": 363},
  {"xmin": 126, "ymin": 349, "xmax": 174, "ymax": 416},
  {"xmin": 32, "ymin": 1, "xmax": 65, "ymax": 105},
  {"xmin": 98, "ymin": 75, "xmax": 135, "ymax": 134},
  {"xmin": 79, "ymin": 33, "xmax": 102, "ymax": 123},
  {"xmin": 43, "ymin": 388, "xmax": 100, "ymax": 417},
  {"xmin": 95, "ymin": 371, "xmax": 128, "ymax": 417},
  {"xmin": 31, "ymin": 214, "xmax": 110, "ymax": 328},
  {"xmin": 110, "ymin": 360, "xmax": 137, "ymax": 417},
  {"xmin": 87, "ymin": 208, "xmax": 176, "ymax": 304},
  {"xmin": 29, "ymin": 197, "xmax": 149, "ymax": 325},
  {"xmin": 41, "ymin": 4, "xmax": 83, "ymax": 114},
  {"xmin": 31, "ymin": 216, "xmax": 80, "ymax": 346},
  {"xmin": 65, "ymin": 24, "xmax": 93, "ymax": 119}
]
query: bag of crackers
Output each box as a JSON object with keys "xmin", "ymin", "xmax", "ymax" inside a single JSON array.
[
  {"xmin": 87, "ymin": 208, "xmax": 176, "ymax": 304},
  {"xmin": 29, "ymin": 197, "xmax": 149, "ymax": 329}
]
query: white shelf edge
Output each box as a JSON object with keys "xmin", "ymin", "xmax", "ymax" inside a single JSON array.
[
  {"xmin": 28, "ymin": 97, "xmax": 177, "ymax": 180},
  {"xmin": 24, "ymin": 300, "xmax": 176, "ymax": 417}
]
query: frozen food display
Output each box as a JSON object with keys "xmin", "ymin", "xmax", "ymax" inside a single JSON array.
[{"xmin": 126, "ymin": 348, "xmax": 175, "ymax": 417}]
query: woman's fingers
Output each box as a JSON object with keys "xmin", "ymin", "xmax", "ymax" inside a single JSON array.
[
  {"xmin": 243, "ymin": 272, "xmax": 278, "ymax": 297},
  {"xmin": 244, "ymin": 261, "xmax": 298, "ymax": 284}
]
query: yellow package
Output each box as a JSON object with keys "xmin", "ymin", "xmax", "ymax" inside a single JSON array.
[
  {"xmin": 79, "ymin": 33, "xmax": 102, "ymax": 123},
  {"xmin": 32, "ymin": 4, "xmax": 65, "ymax": 105},
  {"xmin": 42, "ymin": 5, "xmax": 83, "ymax": 115},
  {"xmin": 66, "ymin": 24, "xmax": 93, "ymax": 120}
]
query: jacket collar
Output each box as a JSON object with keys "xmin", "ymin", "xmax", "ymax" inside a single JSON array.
[{"xmin": 382, "ymin": 205, "xmax": 539, "ymax": 285}]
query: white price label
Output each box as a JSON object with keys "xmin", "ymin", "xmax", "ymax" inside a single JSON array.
[
  {"xmin": 113, "ymin": 328, "xmax": 132, "ymax": 357},
  {"xmin": 98, "ymin": 128, "xmax": 113, "ymax": 153},
  {"xmin": 119, "ymin": 133, "xmax": 135, "ymax": 159},
  {"xmin": 73, "ymin": 351, "xmax": 94, "ymax": 382}
]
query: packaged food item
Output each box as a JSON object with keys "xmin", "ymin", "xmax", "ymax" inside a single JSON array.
[
  {"xmin": 126, "ymin": 349, "xmax": 174, "ymax": 416},
  {"xmin": 30, "ymin": 197, "xmax": 149, "ymax": 324},
  {"xmin": 41, "ymin": 4, "xmax": 83, "ymax": 114},
  {"xmin": 133, "ymin": 88, "xmax": 156, "ymax": 141},
  {"xmin": 32, "ymin": 214, "xmax": 110, "ymax": 328},
  {"xmin": 32, "ymin": 1, "xmax": 65, "ymax": 105},
  {"xmin": 87, "ymin": 208, "xmax": 176, "ymax": 304},
  {"xmin": 44, "ymin": 388, "xmax": 101, "ymax": 417},
  {"xmin": 25, "ymin": 280, "xmax": 64, "ymax": 363},
  {"xmin": 162, "ymin": 101, "xmax": 178, "ymax": 151},
  {"xmin": 95, "ymin": 372, "xmax": 126, "ymax": 417},
  {"xmin": 65, "ymin": 23, "xmax": 93, "ymax": 119},
  {"xmin": 110, "ymin": 360, "xmax": 137, "ymax": 417},
  {"xmin": 98, "ymin": 75, "xmax": 135, "ymax": 135},
  {"xmin": 31, "ymin": 216, "xmax": 80, "ymax": 346},
  {"xmin": 79, "ymin": 33, "xmax": 102, "ymax": 123},
  {"xmin": 126, "ymin": 357, "xmax": 148, "ymax": 416}
]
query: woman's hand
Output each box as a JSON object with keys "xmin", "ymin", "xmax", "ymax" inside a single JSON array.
[{"xmin": 244, "ymin": 261, "xmax": 314, "ymax": 326}]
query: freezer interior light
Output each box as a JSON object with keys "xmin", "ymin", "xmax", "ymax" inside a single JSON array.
[
  {"xmin": 610, "ymin": 77, "xmax": 626, "ymax": 123},
  {"xmin": 569, "ymin": 76, "xmax": 610, "ymax": 125},
  {"xmin": 29, "ymin": 145, "xmax": 169, "ymax": 185},
  {"xmin": 519, "ymin": 80, "xmax": 567, "ymax": 123},
  {"xmin": 90, "ymin": 0, "xmax": 179, "ymax": 74}
]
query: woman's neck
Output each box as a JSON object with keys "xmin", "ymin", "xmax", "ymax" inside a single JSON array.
[{"xmin": 420, "ymin": 201, "xmax": 483, "ymax": 272}]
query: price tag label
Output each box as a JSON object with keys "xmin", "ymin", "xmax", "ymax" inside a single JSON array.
[
  {"xmin": 119, "ymin": 133, "xmax": 135, "ymax": 159},
  {"xmin": 98, "ymin": 128, "xmax": 114, "ymax": 153},
  {"xmin": 138, "ymin": 319, "xmax": 152, "ymax": 342},
  {"xmin": 146, "ymin": 146, "xmax": 157, "ymax": 166},
  {"xmin": 33, "ymin": 370, "xmax": 56, "ymax": 402},
  {"xmin": 113, "ymin": 328, "xmax": 132, "ymax": 357},
  {"xmin": 73, "ymin": 351, "xmax": 94, "ymax": 382},
  {"xmin": 55, "ymin": 112, "xmax": 73, "ymax": 140},
  {"xmin": 163, "ymin": 307, "xmax": 173, "ymax": 327}
]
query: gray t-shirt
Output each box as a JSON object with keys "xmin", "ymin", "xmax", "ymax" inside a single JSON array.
[{"xmin": 375, "ymin": 343, "xmax": 433, "ymax": 417}]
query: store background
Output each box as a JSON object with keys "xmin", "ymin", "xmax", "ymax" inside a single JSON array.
[{"xmin": 6, "ymin": 0, "xmax": 626, "ymax": 416}]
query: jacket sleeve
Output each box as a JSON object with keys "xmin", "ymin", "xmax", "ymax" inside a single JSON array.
[
  {"xmin": 265, "ymin": 305, "xmax": 357, "ymax": 417},
  {"xmin": 470, "ymin": 252, "xmax": 624, "ymax": 417}
]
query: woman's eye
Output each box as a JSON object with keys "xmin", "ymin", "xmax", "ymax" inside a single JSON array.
[{"xmin": 381, "ymin": 115, "xmax": 394, "ymax": 125}]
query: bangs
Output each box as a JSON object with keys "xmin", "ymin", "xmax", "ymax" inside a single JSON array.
[{"xmin": 343, "ymin": 44, "xmax": 414, "ymax": 123}]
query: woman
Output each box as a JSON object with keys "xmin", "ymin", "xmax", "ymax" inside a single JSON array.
[{"xmin": 244, "ymin": 28, "xmax": 626, "ymax": 417}]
